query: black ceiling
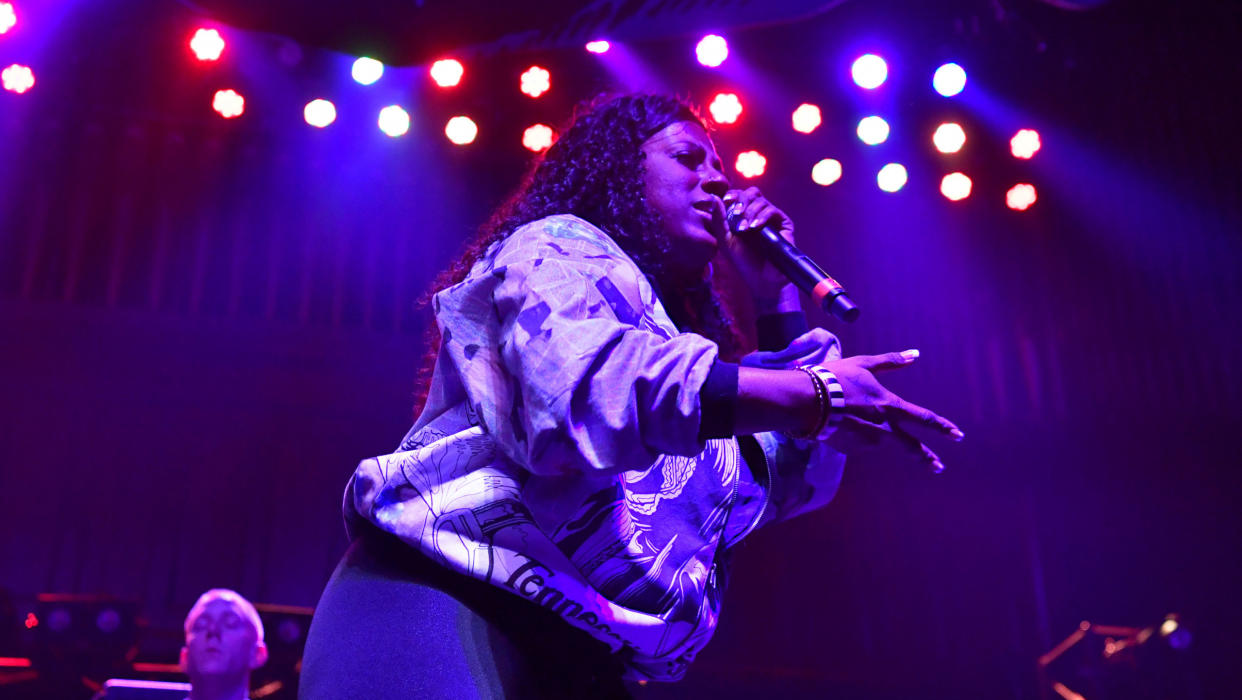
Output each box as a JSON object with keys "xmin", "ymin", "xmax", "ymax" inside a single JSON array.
[{"xmin": 169, "ymin": 0, "xmax": 857, "ymax": 65}]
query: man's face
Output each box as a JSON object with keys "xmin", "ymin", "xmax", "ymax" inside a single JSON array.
[{"xmin": 181, "ymin": 598, "xmax": 264, "ymax": 680}]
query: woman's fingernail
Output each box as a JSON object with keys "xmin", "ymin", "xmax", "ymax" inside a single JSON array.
[
  {"xmin": 950, "ymin": 428, "xmax": 965, "ymax": 441},
  {"xmin": 901, "ymin": 349, "xmax": 920, "ymax": 360},
  {"xmin": 931, "ymin": 460, "xmax": 945, "ymax": 474}
]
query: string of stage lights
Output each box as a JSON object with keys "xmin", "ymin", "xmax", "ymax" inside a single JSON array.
[
  {"xmin": 0, "ymin": 2, "xmax": 33, "ymax": 95},
  {"xmin": 0, "ymin": 2, "xmax": 1041, "ymax": 211},
  {"xmin": 186, "ymin": 30, "xmax": 1041, "ymax": 207}
]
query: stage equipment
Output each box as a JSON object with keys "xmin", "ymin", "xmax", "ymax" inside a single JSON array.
[
  {"xmin": 303, "ymin": 99, "xmax": 336, "ymax": 128},
  {"xmin": 791, "ymin": 104, "xmax": 822, "ymax": 134},
  {"xmin": 211, "ymin": 89, "xmax": 244, "ymax": 118},
  {"xmin": 518, "ymin": 66, "xmax": 550, "ymax": 98},
  {"xmin": 1036, "ymin": 0, "xmax": 1112, "ymax": 8},
  {"xmin": 188, "ymin": 28, "xmax": 224, "ymax": 61},
  {"xmin": 709, "ymin": 93, "xmax": 743, "ymax": 125},
  {"xmin": 851, "ymin": 53, "xmax": 888, "ymax": 89},
  {"xmin": 377, "ymin": 105, "xmax": 410, "ymax": 137},
  {"xmin": 522, "ymin": 124, "xmax": 554, "ymax": 152},
  {"xmin": 695, "ymin": 34, "xmax": 729, "ymax": 67},
  {"xmin": 249, "ymin": 603, "xmax": 312, "ymax": 698},
  {"xmin": 1038, "ymin": 614, "xmax": 1201, "ymax": 700},
  {"xmin": 1011, "ymin": 129, "xmax": 1042, "ymax": 159},
  {"xmin": 350, "ymin": 56, "xmax": 383, "ymax": 85},
  {"xmin": 94, "ymin": 679, "xmax": 192, "ymax": 700},
  {"xmin": 0, "ymin": 2, "xmax": 15, "ymax": 35},
  {"xmin": 933, "ymin": 123, "xmax": 967, "ymax": 154},
  {"xmin": 941, "ymin": 173, "xmax": 973, "ymax": 201},
  {"xmin": 811, "ymin": 159, "xmax": 843, "ymax": 187},
  {"xmin": 877, "ymin": 163, "xmax": 908, "ymax": 193},
  {"xmin": 857, "ymin": 116, "xmax": 890, "ymax": 146},
  {"xmin": 734, "ymin": 151, "xmax": 767, "ymax": 179},
  {"xmin": 23, "ymin": 593, "xmax": 141, "ymax": 693},
  {"xmin": 0, "ymin": 588, "xmax": 15, "ymax": 656},
  {"xmin": 932, "ymin": 62, "xmax": 967, "ymax": 96},
  {"xmin": 429, "ymin": 58, "xmax": 464, "ymax": 87},
  {"xmin": 1, "ymin": 63, "xmax": 33, "ymax": 93},
  {"xmin": 445, "ymin": 116, "xmax": 478, "ymax": 145},
  {"xmin": 1007, "ymin": 184, "xmax": 1038, "ymax": 210}
]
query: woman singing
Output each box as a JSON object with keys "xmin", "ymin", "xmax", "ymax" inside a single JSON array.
[{"xmin": 300, "ymin": 93, "xmax": 961, "ymax": 698}]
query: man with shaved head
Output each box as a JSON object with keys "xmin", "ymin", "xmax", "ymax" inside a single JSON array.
[{"xmin": 180, "ymin": 589, "xmax": 267, "ymax": 700}]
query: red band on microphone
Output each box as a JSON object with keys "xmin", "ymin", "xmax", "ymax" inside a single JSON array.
[{"xmin": 811, "ymin": 277, "xmax": 844, "ymax": 303}]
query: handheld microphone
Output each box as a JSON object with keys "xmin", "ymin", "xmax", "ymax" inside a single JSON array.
[{"xmin": 727, "ymin": 213, "xmax": 860, "ymax": 323}]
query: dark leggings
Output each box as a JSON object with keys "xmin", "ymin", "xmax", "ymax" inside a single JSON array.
[{"xmin": 299, "ymin": 528, "xmax": 633, "ymax": 699}]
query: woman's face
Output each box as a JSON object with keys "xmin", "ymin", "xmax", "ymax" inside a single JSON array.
[{"xmin": 640, "ymin": 120, "xmax": 730, "ymax": 277}]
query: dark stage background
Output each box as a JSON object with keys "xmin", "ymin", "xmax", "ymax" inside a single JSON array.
[{"xmin": 1, "ymin": 0, "xmax": 1240, "ymax": 697}]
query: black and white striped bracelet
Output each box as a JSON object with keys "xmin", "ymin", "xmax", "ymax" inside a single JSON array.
[
  {"xmin": 802, "ymin": 365, "xmax": 845, "ymax": 436},
  {"xmin": 788, "ymin": 365, "xmax": 846, "ymax": 441}
]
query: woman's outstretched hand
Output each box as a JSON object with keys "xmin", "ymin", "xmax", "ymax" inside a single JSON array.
[{"xmin": 820, "ymin": 349, "xmax": 964, "ymax": 473}]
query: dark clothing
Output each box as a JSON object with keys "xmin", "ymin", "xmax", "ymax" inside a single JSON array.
[{"xmin": 299, "ymin": 526, "xmax": 632, "ymax": 699}]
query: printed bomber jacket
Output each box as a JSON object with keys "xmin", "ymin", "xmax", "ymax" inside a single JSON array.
[{"xmin": 344, "ymin": 214, "xmax": 846, "ymax": 681}]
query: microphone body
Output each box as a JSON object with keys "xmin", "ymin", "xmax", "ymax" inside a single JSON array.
[{"xmin": 729, "ymin": 216, "xmax": 861, "ymax": 323}]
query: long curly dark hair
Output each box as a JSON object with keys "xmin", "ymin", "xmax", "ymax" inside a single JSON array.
[{"xmin": 413, "ymin": 93, "xmax": 748, "ymax": 415}]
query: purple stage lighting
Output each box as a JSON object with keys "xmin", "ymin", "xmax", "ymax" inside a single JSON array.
[
  {"xmin": 877, "ymin": 163, "xmax": 907, "ymax": 192},
  {"xmin": 352, "ymin": 57, "xmax": 383, "ymax": 85},
  {"xmin": 856, "ymin": 115, "xmax": 890, "ymax": 145},
  {"xmin": 212, "ymin": 89, "xmax": 244, "ymax": 118},
  {"xmin": 811, "ymin": 159, "xmax": 842, "ymax": 186},
  {"xmin": 1011, "ymin": 129, "xmax": 1041, "ymax": 159},
  {"xmin": 430, "ymin": 58, "xmax": 464, "ymax": 87},
  {"xmin": 96, "ymin": 608, "xmax": 122, "ymax": 634},
  {"xmin": 791, "ymin": 103, "xmax": 822, "ymax": 134},
  {"xmin": 1168, "ymin": 628, "xmax": 1192, "ymax": 650},
  {"xmin": 933, "ymin": 63, "xmax": 967, "ymax": 96},
  {"xmin": 304, "ymin": 99, "xmax": 336, "ymax": 128},
  {"xmin": 0, "ymin": 3, "xmax": 16, "ymax": 35},
  {"xmin": 851, "ymin": 54, "xmax": 887, "ymax": 89},
  {"xmin": 708, "ymin": 93, "xmax": 742, "ymax": 125},
  {"xmin": 520, "ymin": 65, "xmax": 550, "ymax": 97},
  {"xmin": 1006, "ymin": 183, "xmax": 1037, "ymax": 210},
  {"xmin": 47, "ymin": 607, "xmax": 71, "ymax": 632},
  {"xmin": 585, "ymin": 40, "xmax": 610, "ymax": 54},
  {"xmin": 378, "ymin": 105, "xmax": 409, "ymax": 137},
  {"xmin": 190, "ymin": 28, "xmax": 225, "ymax": 62},
  {"xmin": 933, "ymin": 122, "xmax": 966, "ymax": 153},
  {"xmin": 2, "ymin": 63, "xmax": 33, "ymax": 93},
  {"xmin": 523, "ymin": 124, "xmax": 554, "ymax": 152},
  {"xmin": 735, "ymin": 150, "xmax": 766, "ymax": 178},
  {"xmin": 940, "ymin": 172, "xmax": 972, "ymax": 201},
  {"xmin": 696, "ymin": 35, "xmax": 728, "ymax": 67},
  {"xmin": 445, "ymin": 116, "xmax": 478, "ymax": 145}
]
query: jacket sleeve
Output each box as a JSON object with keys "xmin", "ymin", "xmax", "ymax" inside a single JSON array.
[
  {"xmin": 741, "ymin": 327, "xmax": 848, "ymax": 529},
  {"xmin": 434, "ymin": 216, "xmax": 720, "ymax": 476}
]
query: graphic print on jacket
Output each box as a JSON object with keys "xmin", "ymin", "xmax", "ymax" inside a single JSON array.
[{"xmin": 344, "ymin": 214, "xmax": 847, "ymax": 680}]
